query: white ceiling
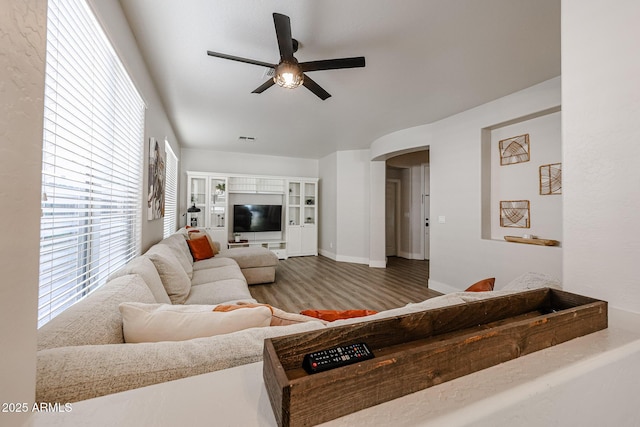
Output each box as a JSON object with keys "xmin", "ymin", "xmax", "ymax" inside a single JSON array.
[{"xmin": 119, "ymin": 0, "xmax": 560, "ymax": 160}]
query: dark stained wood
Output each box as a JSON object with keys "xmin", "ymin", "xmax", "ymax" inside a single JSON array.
[
  {"xmin": 250, "ymin": 256, "xmax": 439, "ymax": 313},
  {"xmin": 263, "ymin": 288, "xmax": 608, "ymax": 427}
]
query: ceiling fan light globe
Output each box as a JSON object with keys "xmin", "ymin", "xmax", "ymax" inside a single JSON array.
[{"xmin": 274, "ymin": 60, "xmax": 304, "ymax": 89}]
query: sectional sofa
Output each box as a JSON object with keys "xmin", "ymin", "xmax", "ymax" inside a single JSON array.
[{"xmin": 35, "ymin": 229, "xmax": 560, "ymax": 403}]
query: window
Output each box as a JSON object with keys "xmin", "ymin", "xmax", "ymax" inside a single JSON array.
[
  {"xmin": 39, "ymin": 0, "xmax": 145, "ymax": 327},
  {"xmin": 163, "ymin": 141, "xmax": 178, "ymax": 238}
]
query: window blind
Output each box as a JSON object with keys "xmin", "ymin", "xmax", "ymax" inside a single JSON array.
[
  {"xmin": 39, "ymin": 0, "xmax": 145, "ymax": 327},
  {"xmin": 163, "ymin": 141, "xmax": 178, "ymax": 238}
]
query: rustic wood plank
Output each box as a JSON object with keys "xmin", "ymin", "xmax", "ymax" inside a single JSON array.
[{"xmin": 263, "ymin": 288, "xmax": 608, "ymax": 427}]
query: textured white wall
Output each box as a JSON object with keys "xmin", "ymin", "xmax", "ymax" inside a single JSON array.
[
  {"xmin": 562, "ymin": 0, "xmax": 640, "ymax": 312},
  {"xmin": 336, "ymin": 150, "xmax": 371, "ymax": 264},
  {"xmin": 181, "ymin": 148, "xmax": 319, "ymax": 179},
  {"xmin": 0, "ymin": 0, "xmax": 46, "ymax": 419},
  {"xmin": 369, "ymin": 160, "xmax": 387, "ymax": 267},
  {"xmin": 371, "ymin": 78, "xmax": 562, "ymax": 292},
  {"xmin": 318, "ymin": 152, "xmax": 338, "ymax": 259}
]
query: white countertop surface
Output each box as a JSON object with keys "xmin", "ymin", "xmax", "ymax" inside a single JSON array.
[{"xmin": 25, "ymin": 308, "xmax": 640, "ymax": 427}]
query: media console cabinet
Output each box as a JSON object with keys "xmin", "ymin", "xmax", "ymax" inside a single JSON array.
[
  {"xmin": 228, "ymin": 239, "xmax": 288, "ymax": 259},
  {"xmin": 187, "ymin": 172, "xmax": 318, "ymax": 258}
]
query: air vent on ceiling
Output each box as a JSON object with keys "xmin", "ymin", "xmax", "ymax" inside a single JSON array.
[
  {"xmin": 262, "ymin": 67, "xmax": 275, "ymax": 79},
  {"xmin": 238, "ymin": 136, "xmax": 256, "ymax": 142}
]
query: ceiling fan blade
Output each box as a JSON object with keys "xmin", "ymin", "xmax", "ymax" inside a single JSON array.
[
  {"xmin": 207, "ymin": 50, "xmax": 275, "ymax": 69},
  {"xmin": 273, "ymin": 13, "xmax": 294, "ymax": 60},
  {"xmin": 302, "ymin": 74, "xmax": 331, "ymax": 100},
  {"xmin": 299, "ymin": 57, "xmax": 366, "ymax": 72},
  {"xmin": 251, "ymin": 78, "xmax": 276, "ymax": 94}
]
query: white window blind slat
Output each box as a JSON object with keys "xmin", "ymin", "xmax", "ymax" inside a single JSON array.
[
  {"xmin": 39, "ymin": 0, "xmax": 144, "ymax": 328},
  {"xmin": 163, "ymin": 141, "xmax": 178, "ymax": 238}
]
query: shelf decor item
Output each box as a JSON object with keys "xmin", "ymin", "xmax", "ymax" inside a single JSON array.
[
  {"xmin": 500, "ymin": 200, "xmax": 530, "ymax": 228},
  {"xmin": 539, "ymin": 162, "xmax": 562, "ymax": 195},
  {"xmin": 499, "ymin": 133, "xmax": 530, "ymax": 165},
  {"xmin": 504, "ymin": 236, "xmax": 559, "ymax": 246}
]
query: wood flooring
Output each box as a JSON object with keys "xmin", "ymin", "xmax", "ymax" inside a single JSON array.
[{"xmin": 249, "ymin": 255, "xmax": 441, "ymax": 313}]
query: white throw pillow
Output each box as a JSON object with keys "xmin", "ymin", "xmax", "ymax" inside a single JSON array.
[{"xmin": 119, "ymin": 303, "xmax": 272, "ymax": 343}]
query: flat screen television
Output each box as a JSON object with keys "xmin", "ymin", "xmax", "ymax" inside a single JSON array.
[{"xmin": 233, "ymin": 204, "xmax": 282, "ymax": 233}]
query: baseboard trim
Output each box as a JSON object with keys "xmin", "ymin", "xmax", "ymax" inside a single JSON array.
[
  {"xmin": 336, "ymin": 254, "xmax": 370, "ymax": 265},
  {"xmin": 397, "ymin": 251, "xmax": 426, "ymax": 260},
  {"xmin": 428, "ymin": 279, "xmax": 460, "ymax": 294},
  {"xmin": 369, "ymin": 259, "xmax": 387, "ymax": 268},
  {"xmin": 318, "ymin": 249, "xmax": 384, "ymax": 267},
  {"xmin": 318, "ymin": 248, "xmax": 337, "ymax": 261}
]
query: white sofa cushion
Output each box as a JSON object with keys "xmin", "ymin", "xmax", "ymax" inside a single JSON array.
[
  {"xmin": 37, "ymin": 274, "xmax": 156, "ymax": 350},
  {"xmin": 146, "ymin": 244, "xmax": 192, "ymax": 304},
  {"xmin": 192, "ymin": 255, "xmax": 238, "ymax": 271},
  {"xmin": 160, "ymin": 234, "xmax": 194, "ymax": 279},
  {"xmin": 184, "ymin": 279, "xmax": 256, "ymax": 305},
  {"xmin": 119, "ymin": 302, "xmax": 272, "ymax": 343},
  {"xmin": 191, "ymin": 264, "xmax": 246, "ymax": 286},
  {"xmin": 108, "ymin": 256, "xmax": 171, "ymax": 304}
]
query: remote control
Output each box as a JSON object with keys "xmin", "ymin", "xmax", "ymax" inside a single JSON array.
[{"xmin": 302, "ymin": 342, "xmax": 374, "ymax": 374}]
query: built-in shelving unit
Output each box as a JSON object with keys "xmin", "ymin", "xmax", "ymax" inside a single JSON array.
[
  {"xmin": 187, "ymin": 174, "xmax": 228, "ymax": 244},
  {"xmin": 186, "ymin": 172, "xmax": 318, "ymax": 259},
  {"xmin": 286, "ymin": 179, "xmax": 318, "ymax": 257}
]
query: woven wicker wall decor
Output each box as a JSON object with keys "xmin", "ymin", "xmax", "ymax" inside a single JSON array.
[
  {"xmin": 500, "ymin": 200, "xmax": 530, "ymax": 228},
  {"xmin": 539, "ymin": 163, "xmax": 562, "ymax": 195},
  {"xmin": 499, "ymin": 134, "xmax": 530, "ymax": 165}
]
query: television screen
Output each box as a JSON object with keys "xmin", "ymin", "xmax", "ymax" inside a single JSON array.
[{"xmin": 233, "ymin": 204, "xmax": 282, "ymax": 233}]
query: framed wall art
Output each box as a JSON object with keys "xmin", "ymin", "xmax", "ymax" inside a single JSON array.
[
  {"xmin": 539, "ymin": 162, "xmax": 562, "ymax": 195},
  {"xmin": 147, "ymin": 137, "xmax": 166, "ymax": 220},
  {"xmin": 499, "ymin": 134, "xmax": 530, "ymax": 165},
  {"xmin": 500, "ymin": 200, "xmax": 530, "ymax": 228}
]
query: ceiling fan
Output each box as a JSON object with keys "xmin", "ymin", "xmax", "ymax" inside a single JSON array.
[{"xmin": 206, "ymin": 13, "xmax": 365, "ymax": 100}]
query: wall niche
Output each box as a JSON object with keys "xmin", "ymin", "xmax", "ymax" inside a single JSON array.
[{"xmin": 481, "ymin": 107, "xmax": 562, "ymax": 244}]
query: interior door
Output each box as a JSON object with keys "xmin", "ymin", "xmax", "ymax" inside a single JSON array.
[
  {"xmin": 423, "ymin": 165, "xmax": 430, "ymax": 260},
  {"xmin": 385, "ymin": 180, "xmax": 399, "ymax": 256},
  {"xmin": 424, "ymin": 195, "xmax": 430, "ymax": 260}
]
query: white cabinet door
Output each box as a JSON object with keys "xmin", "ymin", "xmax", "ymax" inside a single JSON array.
[
  {"xmin": 301, "ymin": 225, "xmax": 317, "ymax": 255},
  {"xmin": 286, "ymin": 179, "xmax": 318, "ymax": 257},
  {"xmin": 287, "ymin": 226, "xmax": 302, "ymax": 256}
]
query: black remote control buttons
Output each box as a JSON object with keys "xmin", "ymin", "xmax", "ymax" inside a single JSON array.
[{"xmin": 302, "ymin": 342, "xmax": 374, "ymax": 374}]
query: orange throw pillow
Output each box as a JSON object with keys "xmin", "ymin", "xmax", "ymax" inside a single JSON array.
[
  {"xmin": 299, "ymin": 309, "xmax": 378, "ymax": 322},
  {"xmin": 188, "ymin": 230, "xmax": 219, "ymax": 256},
  {"xmin": 464, "ymin": 277, "xmax": 495, "ymax": 292},
  {"xmin": 187, "ymin": 236, "xmax": 215, "ymax": 261}
]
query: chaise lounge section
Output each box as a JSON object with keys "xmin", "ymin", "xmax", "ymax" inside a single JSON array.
[{"xmin": 179, "ymin": 227, "xmax": 279, "ymax": 285}]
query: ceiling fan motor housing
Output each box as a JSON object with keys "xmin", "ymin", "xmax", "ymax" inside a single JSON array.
[{"xmin": 274, "ymin": 59, "xmax": 304, "ymax": 89}]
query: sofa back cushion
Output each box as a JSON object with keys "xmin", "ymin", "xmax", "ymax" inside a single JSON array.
[
  {"xmin": 145, "ymin": 244, "xmax": 192, "ymax": 304},
  {"xmin": 159, "ymin": 234, "xmax": 194, "ymax": 279},
  {"xmin": 108, "ymin": 256, "xmax": 171, "ymax": 304},
  {"xmin": 37, "ymin": 274, "xmax": 155, "ymax": 350}
]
